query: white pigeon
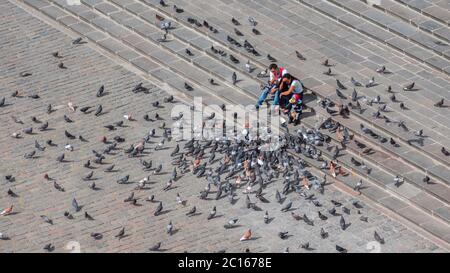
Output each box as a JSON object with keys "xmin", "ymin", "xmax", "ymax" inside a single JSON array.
[
  {"xmin": 68, "ymin": 102, "xmax": 75, "ymax": 112},
  {"xmin": 65, "ymin": 144, "xmax": 74, "ymax": 151},
  {"xmin": 245, "ymin": 60, "xmax": 251, "ymax": 73}
]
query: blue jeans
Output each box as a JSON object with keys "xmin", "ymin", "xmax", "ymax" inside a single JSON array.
[
  {"xmin": 256, "ymin": 84, "xmax": 276, "ymax": 107},
  {"xmin": 272, "ymin": 90, "xmax": 281, "ymax": 106}
]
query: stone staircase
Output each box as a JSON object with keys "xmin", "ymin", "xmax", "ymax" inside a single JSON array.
[{"xmin": 20, "ymin": 0, "xmax": 450, "ymax": 246}]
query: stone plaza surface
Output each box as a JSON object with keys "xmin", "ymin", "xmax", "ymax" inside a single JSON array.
[{"xmin": 0, "ymin": 0, "xmax": 449, "ymax": 252}]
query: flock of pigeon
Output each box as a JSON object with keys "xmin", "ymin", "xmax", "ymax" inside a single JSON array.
[{"xmin": 1, "ymin": 0, "xmax": 447, "ymax": 253}]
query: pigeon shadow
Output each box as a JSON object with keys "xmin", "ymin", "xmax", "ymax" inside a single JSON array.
[
  {"xmin": 156, "ymin": 209, "xmax": 172, "ymax": 216},
  {"xmin": 342, "ymin": 223, "xmax": 352, "ymax": 230},
  {"xmin": 224, "ymin": 224, "xmax": 242, "ymax": 229},
  {"xmin": 209, "ymin": 214, "xmax": 224, "ymax": 220},
  {"xmin": 171, "ymin": 229, "xmax": 180, "ymax": 236},
  {"xmin": 188, "ymin": 212, "xmax": 202, "ymax": 217},
  {"xmin": 6, "ymin": 212, "xmax": 20, "ymax": 216},
  {"xmin": 266, "ymin": 217, "xmax": 275, "ymax": 224}
]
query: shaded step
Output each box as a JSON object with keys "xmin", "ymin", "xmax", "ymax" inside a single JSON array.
[
  {"xmin": 365, "ymin": 0, "xmax": 450, "ymax": 44},
  {"xmin": 393, "ymin": 0, "xmax": 450, "ymax": 27}
]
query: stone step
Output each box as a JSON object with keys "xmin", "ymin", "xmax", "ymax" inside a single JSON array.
[
  {"xmin": 298, "ymin": 0, "xmax": 450, "ymax": 75},
  {"xmin": 393, "ymin": 0, "xmax": 450, "ymax": 27},
  {"xmin": 298, "ymin": 130, "xmax": 450, "ymax": 244},
  {"xmin": 44, "ymin": 0, "xmax": 262, "ymax": 106},
  {"xmin": 328, "ymin": 0, "xmax": 450, "ymax": 60},
  {"xmin": 137, "ymin": 0, "xmax": 450, "ymax": 177},
  {"xmin": 364, "ymin": 0, "xmax": 450, "ymax": 44},
  {"xmin": 307, "ymin": 107, "xmax": 450, "ymax": 223}
]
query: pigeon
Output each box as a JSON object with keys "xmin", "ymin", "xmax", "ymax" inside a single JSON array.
[
  {"xmin": 423, "ymin": 176, "xmax": 431, "ymax": 184},
  {"xmin": 115, "ymin": 227, "xmax": 125, "ymax": 239},
  {"xmin": 41, "ymin": 215, "xmax": 53, "ymax": 225},
  {"xmin": 72, "ymin": 198, "xmax": 80, "ymax": 212},
  {"xmin": 94, "ymin": 105, "xmax": 103, "ymax": 116},
  {"xmin": 318, "ymin": 211, "xmax": 328, "ymax": 221},
  {"xmin": 35, "ymin": 140, "xmax": 46, "ymax": 151},
  {"xmin": 336, "ymin": 245, "xmax": 347, "ymax": 253},
  {"xmin": 275, "ymin": 190, "xmax": 282, "ymax": 203},
  {"xmin": 39, "ymin": 122, "xmax": 49, "ymax": 131},
  {"xmin": 0, "ymin": 97, "xmax": 5, "ymax": 107},
  {"xmin": 353, "ymin": 180, "xmax": 362, "ymax": 193},
  {"xmin": 58, "ymin": 62, "xmax": 67, "ymax": 69},
  {"xmin": 64, "ymin": 211, "xmax": 74, "ymax": 219},
  {"xmin": 72, "ymin": 37, "xmax": 85, "ymax": 44},
  {"xmin": 360, "ymin": 215, "xmax": 368, "ymax": 222},
  {"xmin": 184, "ymin": 82, "xmax": 193, "ymax": 91},
  {"xmin": 149, "ymin": 242, "xmax": 162, "ymax": 251},
  {"xmin": 65, "ymin": 130, "xmax": 75, "ymax": 139},
  {"xmin": 166, "ymin": 221, "xmax": 173, "ymax": 235},
  {"xmin": 295, "ymin": 50, "xmax": 306, "ymax": 60},
  {"xmin": 63, "ymin": 114, "xmax": 73, "ymax": 123},
  {"xmin": 376, "ymin": 66, "xmax": 386, "ymax": 73},
  {"xmin": 80, "ymin": 106, "xmax": 91, "ymax": 113},
  {"xmin": 342, "ymin": 207, "xmax": 351, "ymax": 215},
  {"xmin": 105, "ymin": 164, "xmax": 115, "ymax": 172},
  {"xmin": 224, "ymin": 219, "xmax": 238, "ymax": 229},
  {"xmin": 264, "ymin": 211, "xmax": 270, "ymax": 224},
  {"xmin": 291, "ymin": 212, "xmax": 302, "ymax": 221},
  {"xmin": 245, "ymin": 60, "xmax": 252, "ymax": 73},
  {"xmin": 82, "ymin": 171, "xmax": 94, "ymax": 181},
  {"xmin": 279, "ymin": 232, "xmax": 289, "ymax": 240},
  {"xmin": 336, "ymin": 89, "xmax": 346, "ymax": 99},
  {"xmin": 267, "ymin": 54, "xmax": 276, "ymax": 62},
  {"xmin": 322, "ymin": 59, "xmax": 331, "ymax": 66},
  {"xmin": 336, "ymin": 79, "xmax": 347, "ymax": 90},
  {"xmin": 54, "ymin": 181, "xmax": 65, "ymax": 192},
  {"xmin": 185, "ymin": 49, "xmax": 193, "ymax": 56},
  {"xmin": 232, "ymin": 17, "xmax": 240, "ymax": 25},
  {"xmin": 117, "ymin": 175, "xmax": 130, "ymax": 184},
  {"xmin": 240, "ymin": 229, "xmax": 252, "ymax": 241},
  {"xmin": 320, "ymin": 228, "xmax": 329, "ymax": 239},
  {"xmin": 403, "ymin": 82, "xmax": 415, "ymax": 91},
  {"xmin": 351, "ymin": 88, "xmax": 358, "ymax": 101},
  {"xmin": 43, "ymin": 243, "xmax": 54, "ymax": 252},
  {"xmin": 351, "ymin": 77, "xmax": 362, "ymax": 87},
  {"xmin": 434, "ymin": 98, "xmax": 444, "ymax": 107},
  {"xmin": 90, "ymin": 233, "xmax": 103, "ymax": 240},
  {"xmin": 173, "ymin": 5, "xmax": 183, "ymax": 13},
  {"xmin": 85, "ymin": 211, "xmax": 94, "ymax": 220},
  {"xmin": 96, "ymin": 85, "xmax": 105, "ymax": 97},
  {"xmin": 56, "ymin": 153, "xmax": 65, "ymax": 162},
  {"xmin": 24, "ymin": 151, "xmax": 36, "ymax": 159},
  {"xmin": 186, "ymin": 206, "xmax": 196, "ymax": 216},
  {"xmin": 374, "ymin": 231, "xmax": 385, "ymax": 244},
  {"xmin": 442, "ymin": 147, "xmax": 450, "ymax": 156},
  {"xmin": 323, "ymin": 68, "xmax": 333, "ymax": 76},
  {"xmin": 207, "ymin": 206, "xmax": 217, "ymax": 220},
  {"xmin": 232, "ymin": 72, "xmax": 237, "ymax": 85},
  {"xmin": 248, "ymin": 17, "xmax": 257, "ymax": 26},
  {"xmin": 252, "ymin": 28, "xmax": 261, "ymax": 35},
  {"xmin": 394, "ymin": 175, "xmax": 404, "ymax": 187},
  {"xmin": 20, "ymin": 71, "xmax": 32, "ymax": 77},
  {"xmin": 23, "ymin": 127, "xmax": 32, "ymax": 134},
  {"xmin": 7, "ymin": 189, "xmax": 18, "ymax": 197},
  {"xmin": 281, "ymin": 202, "xmax": 292, "ymax": 212},
  {"xmin": 234, "ymin": 28, "xmax": 244, "ymax": 36},
  {"xmin": 0, "ymin": 205, "xmax": 13, "ymax": 216},
  {"xmin": 0, "ymin": 232, "xmax": 10, "ymax": 240}
]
